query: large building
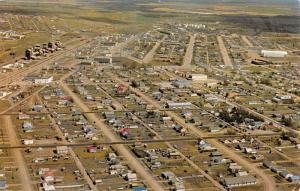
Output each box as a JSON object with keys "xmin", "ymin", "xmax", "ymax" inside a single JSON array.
[
  {"xmin": 33, "ymin": 76, "xmax": 53, "ymax": 84},
  {"xmin": 167, "ymin": 102, "xmax": 192, "ymax": 109},
  {"xmin": 189, "ymin": 74, "xmax": 208, "ymax": 81},
  {"xmin": 261, "ymin": 50, "xmax": 288, "ymax": 58},
  {"xmin": 222, "ymin": 175, "xmax": 257, "ymax": 188}
]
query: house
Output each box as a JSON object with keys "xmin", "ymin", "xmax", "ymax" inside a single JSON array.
[
  {"xmin": 162, "ymin": 171, "xmax": 176, "ymax": 180},
  {"xmin": 23, "ymin": 122, "xmax": 33, "ymax": 132},
  {"xmin": 174, "ymin": 181, "xmax": 185, "ymax": 191},
  {"xmin": 251, "ymin": 154, "xmax": 264, "ymax": 160},
  {"xmin": 210, "ymin": 156, "xmax": 227, "ymax": 165},
  {"xmin": 42, "ymin": 182, "xmax": 55, "ymax": 191},
  {"xmin": 103, "ymin": 111, "xmax": 115, "ymax": 120},
  {"xmin": 42, "ymin": 170, "xmax": 54, "ymax": 182},
  {"xmin": 56, "ymin": 146, "xmax": 68, "ymax": 154},
  {"xmin": 18, "ymin": 114, "xmax": 30, "ymax": 120},
  {"xmin": 244, "ymin": 147, "xmax": 257, "ymax": 154},
  {"xmin": 198, "ymin": 140, "xmax": 216, "ymax": 152},
  {"xmin": 33, "ymin": 104, "xmax": 43, "ymax": 112},
  {"xmin": 288, "ymin": 175, "xmax": 300, "ymax": 182},
  {"xmin": 222, "ymin": 175, "xmax": 257, "ymax": 188},
  {"xmin": 161, "ymin": 116, "xmax": 172, "ymax": 122},
  {"xmin": 279, "ymin": 170, "xmax": 293, "ymax": 179},
  {"xmin": 263, "ymin": 160, "xmax": 274, "ymax": 169},
  {"xmin": 132, "ymin": 186, "xmax": 147, "ymax": 191},
  {"xmin": 167, "ymin": 149, "xmax": 181, "ymax": 158},
  {"xmin": 209, "ymin": 127, "xmax": 221, "ymax": 133},
  {"xmin": 172, "ymin": 80, "xmax": 190, "ymax": 88},
  {"xmin": 210, "ymin": 151, "xmax": 222, "ymax": 157},
  {"xmin": 236, "ymin": 171, "xmax": 248, "ymax": 177},
  {"xmin": 119, "ymin": 128, "xmax": 129, "ymax": 138},
  {"xmin": 0, "ymin": 180, "xmax": 7, "ymax": 190},
  {"xmin": 23, "ymin": 139, "xmax": 34, "ymax": 145},
  {"xmin": 0, "ymin": 170, "xmax": 5, "ymax": 177},
  {"xmin": 108, "ymin": 152, "xmax": 117, "ymax": 161},
  {"xmin": 87, "ymin": 146, "xmax": 97, "ymax": 153},
  {"xmin": 229, "ymin": 163, "xmax": 242, "ymax": 173},
  {"xmin": 125, "ymin": 173, "xmax": 137, "ymax": 181},
  {"xmin": 150, "ymin": 161, "xmax": 161, "ymax": 169}
]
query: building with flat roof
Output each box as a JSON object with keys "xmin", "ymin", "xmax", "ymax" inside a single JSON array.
[
  {"xmin": 261, "ymin": 50, "xmax": 287, "ymax": 58},
  {"xmin": 222, "ymin": 175, "xmax": 257, "ymax": 188}
]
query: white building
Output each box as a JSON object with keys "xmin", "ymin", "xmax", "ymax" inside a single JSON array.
[
  {"xmin": 261, "ymin": 50, "xmax": 288, "ymax": 58},
  {"xmin": 34, "ymin": 76, "xmax": 53, "ymax": 84},
  {"xmin": 0, "ymin": 91, "xmax": 10, "ymax": 99},
  {"xmin": 189, "ymin": 74, "xmax": 207, "ymax": 81},
  {"xmin": 23, "ymin": 139, "xmax": 34, "ymax": 145}
]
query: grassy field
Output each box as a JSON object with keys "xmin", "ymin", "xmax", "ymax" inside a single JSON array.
[{"xmin": 0, "ymin": 0, "xmax": 299, "ymax": 63}]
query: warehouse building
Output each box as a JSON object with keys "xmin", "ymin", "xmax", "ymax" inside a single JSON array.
[
  {"xmin": 222, "ymin": 175, "xmax": 257, "ymax": 188},
  {"xmin": 166, "ymin": 102, "xmax": 192, "ymax": 109},
  {"xmin": 261, "ymin": 50, "xmax": 288, "ymax": 58},
  {"xmin": 189, "ymin": 74, "xmax": 207, "ymax": 81}
]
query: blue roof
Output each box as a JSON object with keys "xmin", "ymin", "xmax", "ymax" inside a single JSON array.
[
  {"xmin": 0, "ymin": 180, "xmax": 6, "ymax": 188},
  {"xmin": 132, "ymin": 187, "xmax": 147, "ymax": 191}
]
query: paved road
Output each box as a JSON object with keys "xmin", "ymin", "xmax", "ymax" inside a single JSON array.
[
  {"xmin": 60, "ymin": 81, "xmax": 165, "ymax": 191},
  {"xmin": 111, "ymin": 73, "xmax": 276, "ymax": 191},
  {"xmin": 2, "ymin": 115, "xmax": 34, "ymax": 191},
  {"xmin": 217, "ymin": 36, "xmax": 232, "ymax": 67}
]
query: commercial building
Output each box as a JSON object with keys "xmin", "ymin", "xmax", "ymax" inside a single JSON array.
[
  {"xmin": 222, "ymin": 175, "xmax": 257, "ymax": 188},
  {"xmin": 261, "ymin": 50, "xmax": 288, "ymax": 58},
  {"xmin": 34, "ymin": 76, "xmax": 53, "ymax": 84},
  {"xmin": 166, "ymin": 102, "xmax": 192, "ymax": 109},
  {"xmin": 189, "ymin": 74, "xmax": 207, "ymax": 81}
]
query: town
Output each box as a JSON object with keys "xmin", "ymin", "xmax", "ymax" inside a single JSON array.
[{"xmin": 0, "ymin": 0, "xmax": 299, "ymax": 191}]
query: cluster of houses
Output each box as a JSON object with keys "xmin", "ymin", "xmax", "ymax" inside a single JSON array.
[
  {"xmin": 106, "ymin": 152, "xmax": 148, "ymax": 190},
  {"xmin": 0, "ymin": 30, "xmax": 24, "ymax": 40},
  {"xmin": 0, "ymin": 169, "xmax": 7, "ymax": 190},
  {"xmin": 263, "ymin": 160, "xmax": 300, "ymax": 182},
  {"xmin": 161, "ymin": 171, "xmax": 185, "ymax": 191}
]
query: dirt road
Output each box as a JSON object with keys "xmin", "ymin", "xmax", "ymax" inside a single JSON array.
[
  {"xmin": 1, "ymin": 116, "xmax": 34, "ymax": 191},
  {"xmin": 182, "ymin": 33, "xmax": 197, "ymax": 69},
  {"xmin": 111, "ymin": 73, "xmax": 276, "ymax": 191},
  {"xmin": 217, "ymin": 36, "xmax": 233, "ymax": 67},
  {"xmin": 60, "ymin": 82, "xmax": 164, "ymax": 191},
  {"xmin": 143, "ymin": 35, "xmax": 167, "ymax": 64},
  {"xmin": 241, "ymin": 35, "xmax": 254, "ymax": 47}
]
